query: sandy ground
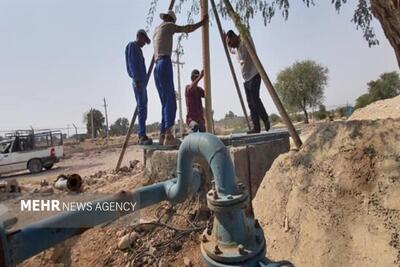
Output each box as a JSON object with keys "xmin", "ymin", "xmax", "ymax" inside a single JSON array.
[
  {"xmin": 3, "ymin": 144, "xmax": 142, "ymax": 185},
  {"xmin": 4, "ymin": 94, "xmax": 400, "ymax": 266},
  {"xmin": 253, "ymin": 118, "xmax": 400, "ymax": 266},
  {"xmin": 0, "ymin": 139, "xmax": 209, "ymax": 267},
  {"xmin": 349, "ymin": 95, "xmax": 400, "ymax": 121}
]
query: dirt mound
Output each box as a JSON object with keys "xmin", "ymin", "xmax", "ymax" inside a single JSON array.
[
  {"xmin": 20, "ymin": 164, "xmax": 210, "ymax": 267},
  {"xmin": 349, "ymin": 95, "xmax": 400, "ymax": 121},
  {"xmin": 253, "ymin": 119, "xmax": 400, "ymax": 266}
]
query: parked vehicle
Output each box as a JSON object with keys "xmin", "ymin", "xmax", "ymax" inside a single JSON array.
[{"xmin": 0, "ymin": 130, "xmax": 63, "ymax": 176}]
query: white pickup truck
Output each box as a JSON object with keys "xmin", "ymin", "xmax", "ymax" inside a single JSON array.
[{"xmin": 0, "ymin": 131, "xmax": 63, "ymax": 176}]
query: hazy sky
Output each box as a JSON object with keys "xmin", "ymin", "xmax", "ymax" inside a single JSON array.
[{"xmin": 0, "ymin": 0, "xmax": 398, "ymax": 134}]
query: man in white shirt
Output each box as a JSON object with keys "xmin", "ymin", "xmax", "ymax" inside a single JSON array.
[{"xmin": 226, "ymin": 30, "xmax": 270, "ymax": 134}]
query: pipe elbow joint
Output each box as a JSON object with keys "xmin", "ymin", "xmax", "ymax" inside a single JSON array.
[{"xmin": 164, "ymin": 170, "xmax": 202, "ymax": 203}]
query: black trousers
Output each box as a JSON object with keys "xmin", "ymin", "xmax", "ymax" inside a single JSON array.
[{"xmin": 244, "ymin": 74, "xmax": 269, "ymax": 130}]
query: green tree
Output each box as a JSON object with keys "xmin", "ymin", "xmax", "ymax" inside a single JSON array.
[
  {"xmin": 275, "ymin": 60, "xmax": 328, "ymax": 123},
  {"xmin": 355, "ymin": 71, "xmax": 400, "ymax": 109},
  {"xmin": 225, "ymin": 111, "xmax": 236, "ymax": 118},
  {"xmin": 355, "ymin": 93, "xmax": 372, "ymax": 109},
  {"xmin": 314, "ymin": 104, "xmax": 328, "ymax": 120},
  {"xmin": 269, "ymin": 113, "xmax": 281, "ymax": 124},
  {"xmin": 83, "ymin": 109, "xmax": 105, "ymax": 138},
  {"xmin": 335, "ymin": 106, "xmax": 349, "ymax": 118},
  {"xmin": 368, "ymin": 71, "xmax": 400, "ymax": 100},
  {"xmin": 150, "ymin": 1, "xmax": 400, "ymax": 68},
  {"xmin": 109, "ymin": 118, "xmax": 130, "ymax": 136}
]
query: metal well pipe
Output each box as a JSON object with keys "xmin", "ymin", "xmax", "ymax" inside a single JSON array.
[
  {"xmin": 3, "ymin": 181, "xmax": 173, "ymax": 266},
  {"xmin": 1, "ymin": 134, "xmax": 232, "ymax": 266},
  {"xmin": 167, "ymin": 133, "xmax": 237, "ymax": 202},
  {"xmin": 0, "ymin": 134, "xmax": 291, "ymax": 267}
]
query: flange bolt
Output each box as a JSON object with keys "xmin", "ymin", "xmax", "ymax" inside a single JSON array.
[
  {"xmin": 238, "ymin": 244, "xmax": 248, "ymax": 255},
  {"xmin": 214, "ymin": 245, "xmax": 222, "ymax": 255}
]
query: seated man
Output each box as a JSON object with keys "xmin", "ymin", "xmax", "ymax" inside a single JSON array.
[{"xmin": 185, "ymin": 69, "xmax": 206, "ymax": 132}]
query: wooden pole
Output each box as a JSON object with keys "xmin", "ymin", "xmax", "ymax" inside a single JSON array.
[
  {"xmin": 201, "ymin": 0, "xmax": 214, "ymax": 133},
  {"xmin": 222, "ymin": 0, "xmax": 303, "ymax": 149},
  {"xmin": 115, "ymin": 109, "xmax": 138, "ymax": 171},
  {"xmin": 115, "ymin": 0, "xmax": 177, "ymax": 172},
  {"xmin": 210, "ymin": 0, "xmax": 251, "ymax": 131}
]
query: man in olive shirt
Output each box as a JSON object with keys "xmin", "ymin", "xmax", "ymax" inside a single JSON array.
[
  {"xmin": 153, "ymin": 10, "xmax": 207, "ymax": 146},
  {"xmin": 226, "ymin": 30, "xmax": 270, "ymax": 134}
]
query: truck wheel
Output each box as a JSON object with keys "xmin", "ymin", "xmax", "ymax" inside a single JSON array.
[
  {"xmin": 44, "ymin": 164, "xmax": 54, "ymax": 170},
  {"xmin": 28, "ymin": 159, "xmax": 43, "ymax": 174}
]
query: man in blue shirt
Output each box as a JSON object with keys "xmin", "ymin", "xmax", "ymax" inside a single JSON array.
[
  {"xmin": 125, "ymin": 29, "xmax": 153, "ymax": 145},
  {"xmin": 153, "ymin": 10, "xmax": 207, "ymax": 146}
]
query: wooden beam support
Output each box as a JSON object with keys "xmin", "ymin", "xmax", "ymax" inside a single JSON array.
[
  {"xmin": 201, "ymin": 0, "xmax": 214, "ymax": 133},
  {"xmin": 210, "ymin": 0, "xmax": 251, "ymax": 131}
]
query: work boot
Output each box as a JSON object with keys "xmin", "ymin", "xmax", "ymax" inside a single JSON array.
[
  {"xmin": 163, "ymin": 128, "xmax": 181, "ymax": 147},
  {"xmin": 138, "ymin": 135, "xmax": 153, "ymax": 145},
  {"xmin": 159, "ymin": 133, "xmax": 165, "ymax": 145},
  {"xmin": 247, "ymin": 127, "xmax": 260, "ymax": 134},
  {"xmin": 264, "ymin": 120, "xmax": 271, "ymax": 132}
]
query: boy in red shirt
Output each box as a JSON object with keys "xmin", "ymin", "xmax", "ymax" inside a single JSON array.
[{"xmin": 185, "ymin": 69, "xmax": 206, "ymax": 132}]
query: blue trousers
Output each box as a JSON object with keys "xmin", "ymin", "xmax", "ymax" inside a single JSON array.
[
  {"xmin": 154, "ymin": 57, "xmax": 176, "ymax": 134},
  {"xmin": 133, "ymin": 82, "xmax": 148, "ymax": 137}
]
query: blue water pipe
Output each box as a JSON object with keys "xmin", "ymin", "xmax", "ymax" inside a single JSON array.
[{"xmin": 0, "ymin": 133, "xmax": 292, "ymax": 267}]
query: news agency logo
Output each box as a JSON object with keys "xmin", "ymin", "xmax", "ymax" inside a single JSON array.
[{"xmin": 20, "ymin": 200, "xmax": 137, "ymax": 212}]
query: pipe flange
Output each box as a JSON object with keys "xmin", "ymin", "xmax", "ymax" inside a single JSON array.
[
  {"xmin": 200, "ymin": 225, "xmax": 265, "ymax": 264},
  {"xmin": 206, "ymin": 189, "xmax": 248, "ymax": 212}
]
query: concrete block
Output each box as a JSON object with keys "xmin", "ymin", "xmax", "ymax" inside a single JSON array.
[
  {"xmin": 144, "ymin": 137, "xmax": 289, "ymax": 198},
  {"xmin": 230, "ymin": 138, "xmax": 290, "ymax": 199}
]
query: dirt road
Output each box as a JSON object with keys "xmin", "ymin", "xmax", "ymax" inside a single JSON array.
[{"xmin": 2, "ymin": 145, "xmax": 143, "ymax": 185}]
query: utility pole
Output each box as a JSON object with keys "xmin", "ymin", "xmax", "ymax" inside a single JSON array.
[
  {"xmin": 90, "ymin": 108, "xmax": 95, "ymax": 139},
  {"xmin": 103, "ymin": 98, "xmax": 109, "ymax": 141},
  {"xmin": 172, "ymin": 49, "xmax": 185, "ymax": 138},
  {"xmin": 201, "ymin": 0, "xmax": 214, "ymax": 133},
  {"xmin": 67, "ymin": 124, "xmax": 70, "ymax": 138},
  {"xmin": 72, "ymin": 123, "xmax": 79, "ymax": 144}
]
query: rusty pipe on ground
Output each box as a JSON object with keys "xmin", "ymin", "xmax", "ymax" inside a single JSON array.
[{"xmin": 54, "ymin": 174, "xmax": 83, "ymax": 192}]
